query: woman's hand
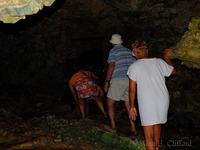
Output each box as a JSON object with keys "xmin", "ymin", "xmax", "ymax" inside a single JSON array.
[
  {"xmin": 163, "ymin": 48, "xmax": 171, "ymax": 59},
  {"xmin": 129, "ymin": 107, "xmax": 138, "ymax": 121}
]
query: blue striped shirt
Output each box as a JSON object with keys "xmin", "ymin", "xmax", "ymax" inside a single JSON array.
[{"xmin": 107, "ymin": 44, "xmax": 136, "ymax": 80}]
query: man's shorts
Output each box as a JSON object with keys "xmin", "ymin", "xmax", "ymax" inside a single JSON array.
[{"xmin": 107, "ymin": 80, "xmax": 129, "ymax": 101}]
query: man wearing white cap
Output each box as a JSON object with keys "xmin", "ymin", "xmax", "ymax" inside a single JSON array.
[{"xmin": 104, "ymin": 34, "xmax": 138, "ymax": 135}]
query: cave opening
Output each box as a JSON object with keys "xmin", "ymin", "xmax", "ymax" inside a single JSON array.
[{"xmin": 61, "ymin": 46, "xmax": 107, "ymax": 115}]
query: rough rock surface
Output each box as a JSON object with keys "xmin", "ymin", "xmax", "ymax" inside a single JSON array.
[
  {"xmin": 0, "ymin": 0, "xmax": 55, "ymax": 23},
  {"xmin": 169, "ymin": 17, "xmax": 200, "ymax": 69}
]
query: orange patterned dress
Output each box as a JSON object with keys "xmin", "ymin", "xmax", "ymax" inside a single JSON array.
[{"xmin": 70, "ymin": 71, "xmax": 103, "ymax": 99}]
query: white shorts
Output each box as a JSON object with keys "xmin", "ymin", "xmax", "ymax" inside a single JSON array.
[{"xmin": 107, "ymin": 80, "xmax": 129, "ymax": 101}]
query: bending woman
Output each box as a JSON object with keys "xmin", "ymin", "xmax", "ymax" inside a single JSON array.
[{"xmin": 69, "ymin": 69, "xmax": 107, "ymax": 118}]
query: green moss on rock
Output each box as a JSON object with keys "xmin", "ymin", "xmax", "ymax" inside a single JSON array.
[{"xmin": 62, "ymin": 126, "xmax": 145, "ymax": 150}]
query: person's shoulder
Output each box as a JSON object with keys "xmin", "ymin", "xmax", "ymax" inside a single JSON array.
[
  {"xmin": 130, "ymin": 60, "xmax": 139, "ymax": 66},
  {"xmin": 156, "ymin": 58, "xmax": 165, "ymax": 62},
  {"xmin": 113, "ymin": 44, "xmax": 131, "ymax": 53},
  {"xmin": 110, "ymin": 46, "xmax": 117, "ymax": 51},
  {"xmin": 115, "ymin": 45, "xmax": 131, "ymax": 53},
  {"xmin": 123, "ymin": 46, "xmax": 132, "ymax": 52},
  {"xmin": 131, "ymin": 59, "xmax": 145, "ymax": 67},
  {"xmin": 154, "ymin": 58, "xmax": 169, "ymax": 66},
  {"xmin": 128, "ymin": 62, "xmax": 138, "ymax": 71}
]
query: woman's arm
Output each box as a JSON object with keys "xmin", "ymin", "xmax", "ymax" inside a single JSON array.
[
  {"xmin": 163, "ymin": 49, "xmax": 177, "ymax": 75},
  {"xmin": 129, "ymin": 79, "xmax": 138, "ymax": 121}
]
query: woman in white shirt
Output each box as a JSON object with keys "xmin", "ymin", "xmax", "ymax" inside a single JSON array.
[{"xmin": 127, "ymin": 40, "xmax": 176, "ymax": 150}]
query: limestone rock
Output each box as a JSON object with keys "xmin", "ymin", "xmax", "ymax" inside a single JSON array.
[
  {"xmin": 0, "ymin": 0, "xmax": 55, "ymax": 23},
  {"xmin": 169, "ymin": 17, "xmax": 200, "ymax": 69}
]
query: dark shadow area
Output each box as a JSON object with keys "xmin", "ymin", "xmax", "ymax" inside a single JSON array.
[{"xmin": 61, "ymin": 47, "xmax": 105, "ymax": 113}]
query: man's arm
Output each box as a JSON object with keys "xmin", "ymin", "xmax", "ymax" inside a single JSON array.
[{"xmin": 104, "ymin": 62, "xmax": 115, "ymax": 92}]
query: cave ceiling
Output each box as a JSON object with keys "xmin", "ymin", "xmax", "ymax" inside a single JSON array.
[
  {"xmin": 0, "ymin": 0, "xmax": 55, "ymax": 23},
  {"xmin": 0, "ymin": 0, "xmax": 200, "ymax": 69}
]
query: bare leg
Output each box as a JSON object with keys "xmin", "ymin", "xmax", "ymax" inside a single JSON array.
[
  {"xmin": 78, "ymin": 98, "xmax": 85, "ymax": 118},
  {"xmin": 143, "ymin": 125, "xmax": 156, "ymax": 150},
  {"xmin": 93, "ymin": 96, "xmax": 107, "ymax": 116},
  {"xmin": 143, "ymin": 124, "xmax": 161, "ymax": 150},
  {"xmin": 106, "ymin": 98, "xmax": 116, "ymax": 128},
  {"xmin": 153, "ymin": 124, "xmax": 161, "ymax": 150},
  {"xmin": 124, "ymin": 101, "xmax": 137, "ymax": 134}
]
